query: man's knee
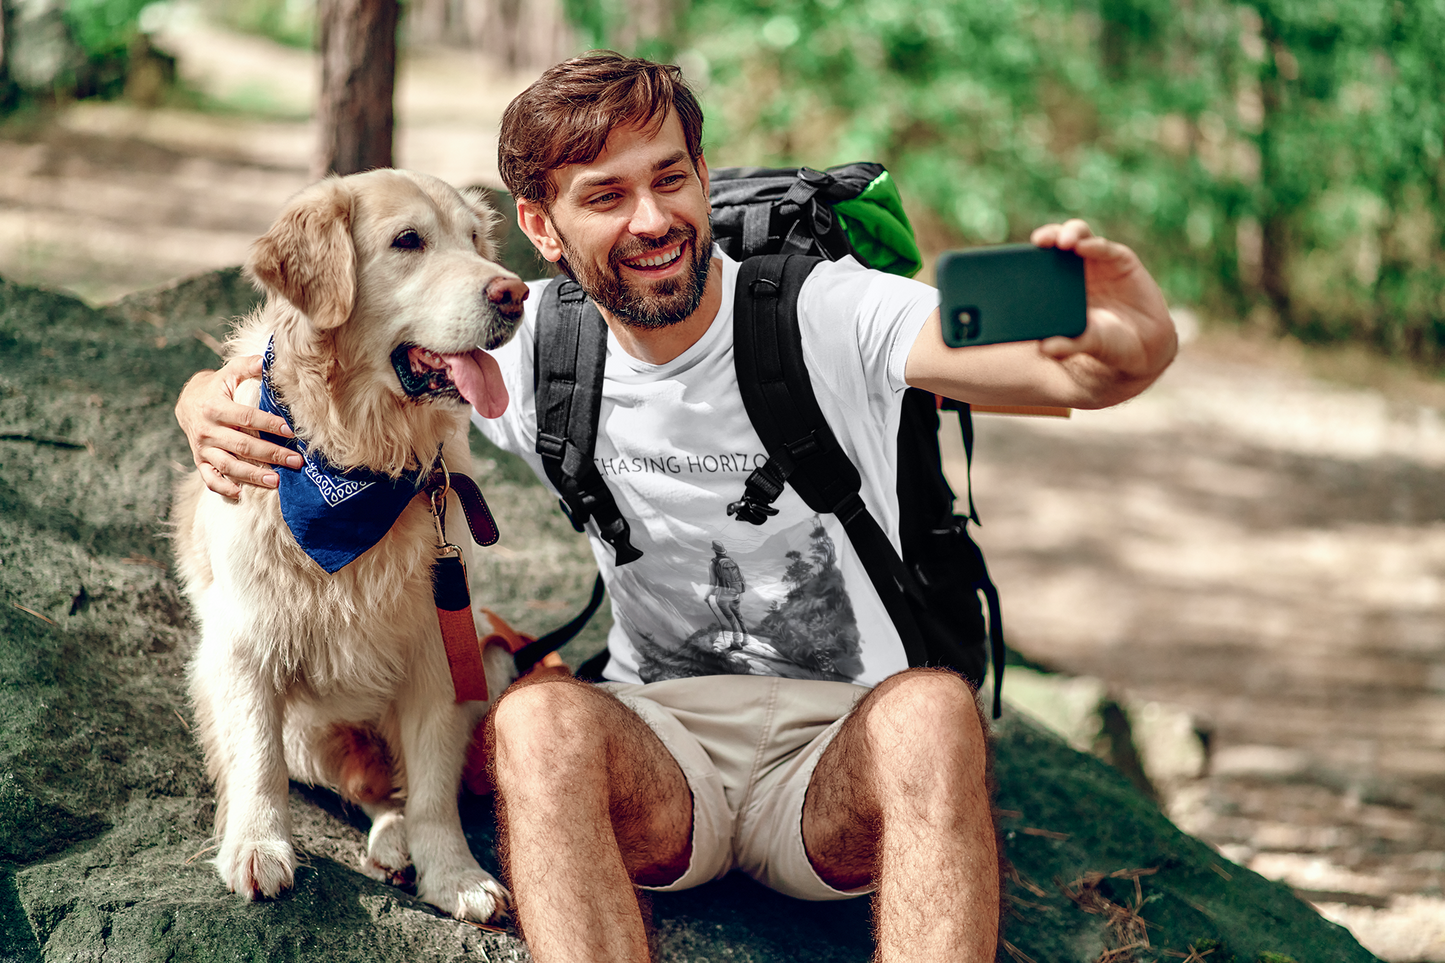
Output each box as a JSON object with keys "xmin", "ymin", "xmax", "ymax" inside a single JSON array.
[
  {"xmin": 488, "ymin": 675, "xmax": 611, "ymax": 777},
  {"xmin": 859, "ymin": 668, "xmax": 988, "ymax": 772}
]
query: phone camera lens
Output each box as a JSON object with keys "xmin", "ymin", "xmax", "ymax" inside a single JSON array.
[{"xmin": 952, "ymin": 308, "xmax": 980, "ymax": 341}]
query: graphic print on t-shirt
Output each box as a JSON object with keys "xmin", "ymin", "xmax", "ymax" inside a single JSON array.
[{"xmin": 620, "ymin": 516, "xmax": 864, "ymax": 684}]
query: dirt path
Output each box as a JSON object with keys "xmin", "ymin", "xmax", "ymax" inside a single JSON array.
[
  {"xmin": 2, "ymin": 15, "xmax": 1442, "ymax": 961},
  {"xmin": 949, "ymin": 335, "xmax": 1445, "ymax": 961}
]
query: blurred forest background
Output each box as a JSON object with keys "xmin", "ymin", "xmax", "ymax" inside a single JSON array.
[
  {"xmin": 2, "ymin": 3, "xmax": 1443, "ymax": 958},
  {"xmin": 1, "ymin": 0, "xmax": 1443, "ymax": 369}
]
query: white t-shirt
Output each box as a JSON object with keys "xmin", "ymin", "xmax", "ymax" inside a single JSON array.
[{"xmin": 474, "ymin": 251, "xmax": 937, "ymax": 687}]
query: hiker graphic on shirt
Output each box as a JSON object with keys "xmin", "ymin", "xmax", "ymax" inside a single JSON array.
[
  {"xmin": 707, "ymin": 541, "xmax": 749, "ymax": 646},
  {"xmin": 627, "ymin": 519, "xmax": 868, "ymax": 684}
]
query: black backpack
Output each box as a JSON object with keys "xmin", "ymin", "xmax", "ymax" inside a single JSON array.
[{"xmin": 518, "ymin": 163, "xmax": 1006, "ymax": 717}]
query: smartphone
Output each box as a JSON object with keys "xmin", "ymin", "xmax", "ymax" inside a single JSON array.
[{"xmin": 936, "ymin": 244, "xmax": 1087, "ymax": 347}]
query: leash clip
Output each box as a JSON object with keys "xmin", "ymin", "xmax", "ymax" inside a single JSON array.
[{"xmin": 427, "ymin": 457, "xmax": 463, "ymax": 560}]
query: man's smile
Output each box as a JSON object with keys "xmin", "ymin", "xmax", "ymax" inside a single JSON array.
[{"xmin": 620, "ymin": 240, "xmax": 687, "ymax": 273}]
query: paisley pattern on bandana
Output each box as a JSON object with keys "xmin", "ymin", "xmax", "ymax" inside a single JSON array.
[{"xmin": 259, "ymin": 338, "xmax": 428, "ymax": 573}]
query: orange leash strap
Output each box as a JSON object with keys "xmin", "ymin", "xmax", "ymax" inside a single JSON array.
[{"xmin": 426, "ymin": 461, "xmax": 492, "ymax": 703}]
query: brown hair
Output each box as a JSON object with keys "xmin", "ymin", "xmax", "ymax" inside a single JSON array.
[{"xmin": 498, "ymin": 51, "xmax": 705, "ymax": 209}]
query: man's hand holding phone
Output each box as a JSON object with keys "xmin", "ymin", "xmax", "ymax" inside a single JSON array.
[
  {"xmin": 909, "ymin": 219, "xmax": 1178, "ymax": 410},
  {"xmin": 1027, "ymin": 219, "xmax": 1177, "ymax": 396}
]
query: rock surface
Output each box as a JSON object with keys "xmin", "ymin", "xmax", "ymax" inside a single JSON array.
[{"xmin": 0, "ymin": 269, "xmax": 1379, "ymax": 961}]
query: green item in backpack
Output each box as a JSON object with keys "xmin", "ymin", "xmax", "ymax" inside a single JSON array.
[{"xmin": 832, "ymin": 170, "xmax": 923, "ymax": 278}]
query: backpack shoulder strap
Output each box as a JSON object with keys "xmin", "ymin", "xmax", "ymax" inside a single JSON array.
[
  {"xmin": 732, "ymin": 254, "xmax": 928, "ymax": 667},
  {"xmin": 732, "ymin": 255, "xmax": 860, "ymax": 512},
  {"xmin": 533, "ymin": 275, "xmax": 642, "ymax": 565}
]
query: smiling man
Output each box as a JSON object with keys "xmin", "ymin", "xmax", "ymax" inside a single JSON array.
[{"xmin": 176, "ymin": 52, "xmax": 1177, "ymax": 962}]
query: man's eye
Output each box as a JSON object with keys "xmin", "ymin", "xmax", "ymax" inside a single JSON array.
[
  {"xmin": 589, "ymin": 192, "xmax": 621, "ymax": 206},
  {"xmin": 659, "ymin": 173, "xmax": 687, "ymax": 188},
  {"xmin": 392, "ymin": 229, "xmax": 424, "ymax": 250}
]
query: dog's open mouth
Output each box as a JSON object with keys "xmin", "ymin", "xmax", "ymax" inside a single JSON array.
[{"xmin": 391, "ymin": 344, "xmax": 509, "ymax": 418}]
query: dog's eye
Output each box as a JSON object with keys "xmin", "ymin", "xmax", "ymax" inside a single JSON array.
[{"xmin": 392, "ymin": 230, "xmax": 424, "ymax": 251}]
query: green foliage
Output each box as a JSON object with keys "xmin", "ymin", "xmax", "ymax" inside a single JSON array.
[
  {"xmin": 63, "ymin": 0, "xmax": 154, "ymax": 60},
  {"xmin": 204, "ymin": 0, "xmax": 316, "ymax": 49},
  {"xmin": 561, "ymin": 0, "xmax": 612, "ymax": 51},
  {"xmin": 582, "ymin": 0, "xmax": 1445, "ymax": 365},
  {"xmin": 0, "ymin": 0, "xmax": 172, "ymax": 108}
]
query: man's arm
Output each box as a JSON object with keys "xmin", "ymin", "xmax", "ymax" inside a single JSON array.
[
  {"xmin": 175, "ymin": 356, "xmax": 303, "ymax": 498},
  {"xmin": 904, "ymin": 220, "xmax": 1178, "ymax": 409}
]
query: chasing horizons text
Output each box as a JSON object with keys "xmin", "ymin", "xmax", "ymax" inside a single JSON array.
[{"xmin": 594, "ymin": 452, "xmax": 769, "ymax": 476}]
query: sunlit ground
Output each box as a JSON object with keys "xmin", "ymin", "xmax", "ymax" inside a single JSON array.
[
  {"xmin": 2, "ymin": 11, "xmax": 1443, "ymax": 960},
  {"xmin": 954, "ymin": 330, "xmax": 1445, "ymax": 962}
]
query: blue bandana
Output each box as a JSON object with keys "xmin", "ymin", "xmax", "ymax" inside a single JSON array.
[{"xmin": 259, "ymin": 339, "xmax": 429, "ymax": 573}]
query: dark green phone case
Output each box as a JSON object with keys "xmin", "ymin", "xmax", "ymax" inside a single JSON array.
[{"xmin": 936, "ymin": 244, "xmax": 1087, "ymax": 347}]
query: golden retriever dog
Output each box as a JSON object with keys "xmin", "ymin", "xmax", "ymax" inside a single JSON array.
[{"xmin": 171, "ymin": 169, "xmax": 527, "ymax": 922}]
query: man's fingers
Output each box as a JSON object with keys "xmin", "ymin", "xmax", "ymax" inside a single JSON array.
[
  {"xmin": 1074, "ymin": 235, "xmax": 1139, "ymax": 276},
  {"xmin": 208, "ymin": 399, "xmax": 294, "ymax": 442},
  {"xmin": 199, "ymin": 463, "xmax": 244, "ymax": 499},
  {"xmin": 1031, "ymin": 219, "xmax": 1095, "ymax": 250},
  {"xmin": 218, "ymin": 354, "xmax": 265, "ymax": 386},
  {"xmin": 1029, "ymin": 223, "xmax": 1060, "ymax": 247},
  {"xmin": 209, "ymin": 355, "xmax": 293, "ymax": 438},
  {"xmin": 198, "ymin": 423, "xmax": 301, "ymax": 469},
  {"xmin": 199, "ymin": 445, "xmax": 282, "ymax": 489},
  {"xmin": 1056, "ymin": 219, "xmax": 1095, "ymax": 249}
]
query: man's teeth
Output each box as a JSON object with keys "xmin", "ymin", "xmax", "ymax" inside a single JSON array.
[{"xmin": 628, "ymin": 247, "xmax": 682, "ymax": 268}]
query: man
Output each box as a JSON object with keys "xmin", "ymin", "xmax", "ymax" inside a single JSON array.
[
  {"xmin": 706, "ymin": 541, "xmax": 748, "ymax": 647},
  {"xmin": 177, "ymin": 53, "xmax": 1177, "ymax": 962}
]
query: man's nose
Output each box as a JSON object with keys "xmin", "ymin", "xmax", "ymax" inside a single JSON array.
[{"xmin": 629, "ymin": 191, "xmax": 670, "ymax": 237}]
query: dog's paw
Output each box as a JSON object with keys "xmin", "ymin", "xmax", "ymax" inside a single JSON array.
[
  {"xmin": 419, "ymin": 868, "xmax": 511, "ymax": 924},
  {"xmin": 361, "ymin": 855, "xmax": 416, "ymax": 888},
  {"xmin": 217, "ymin": 838, "xmax": 296, "ymax": 899},
  {"xmin": 360, "ymin": 808, "xmax": 412, "ymax": 885}
]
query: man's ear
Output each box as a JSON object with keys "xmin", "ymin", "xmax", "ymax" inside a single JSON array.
[
  {"xmin": 246, "ymin": 177, "xmax": 356, "ymax": 330},
  {"xmin": 515, "ymin": 196, "xmax": 564, "ymax": 264}
]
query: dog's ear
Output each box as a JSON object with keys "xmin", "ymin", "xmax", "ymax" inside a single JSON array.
[
  {"xmin": 460, "ymin": 186, "xmax": 504, "ymax": 262},
  {"xmin": 247, "ymin": 178, "xmax": 356, "ymax": 330}
]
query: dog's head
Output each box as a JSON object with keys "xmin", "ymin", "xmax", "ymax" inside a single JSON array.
[{"xmin": 246, "ymin": 170, "xmax": 525, "ymax": 415}]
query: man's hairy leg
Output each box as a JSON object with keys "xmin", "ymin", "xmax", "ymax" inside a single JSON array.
[
  {"xmin": 802, "ymin": 668, "xmax": 1001, "ymax": 962},
  {"xmin": 487, "ymin": 675, "xmax": 693, "ymax": 963}
]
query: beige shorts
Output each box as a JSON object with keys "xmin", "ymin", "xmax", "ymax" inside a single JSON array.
[{"xmin": 600, "ymin": 674, "xmax": 874, "ymax": 902}]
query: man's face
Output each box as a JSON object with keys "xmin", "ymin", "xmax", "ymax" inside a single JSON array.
[{"xmin": 526, "ymin": 112, "xmax": 713, "ymax": 330}]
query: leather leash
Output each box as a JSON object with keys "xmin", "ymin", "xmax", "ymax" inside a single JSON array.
[{"xmin": 423, "ymin": 457, "xmax": 506, "ymax": 703}]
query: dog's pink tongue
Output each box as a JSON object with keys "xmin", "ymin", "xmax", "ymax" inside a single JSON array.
[{"xmin": 442, "ymin": 350, "xmax": 509, "ymax": 418}]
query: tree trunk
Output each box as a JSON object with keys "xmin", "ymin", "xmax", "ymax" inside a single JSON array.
[
  {"xmin": 1255, "ymin": 9, "xmax": 1294, "ymax": 334},
  {"xmin": 313, "ymin": 0, "xmax": 398, "ymax": 180}
]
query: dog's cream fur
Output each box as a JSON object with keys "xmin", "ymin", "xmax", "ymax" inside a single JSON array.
[{"xmin": 172, "ymin": 169, "xmax": 522, "ymax": 922}]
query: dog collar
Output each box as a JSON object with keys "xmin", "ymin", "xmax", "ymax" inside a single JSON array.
[{"xmin": 259, "ymin": 338, "xmax": 429, "ymax": 573}]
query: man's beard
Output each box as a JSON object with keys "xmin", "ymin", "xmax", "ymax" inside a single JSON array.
[{"xmin": 558, "ymin": 223, "xmax": 712, "ymax": 330}]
